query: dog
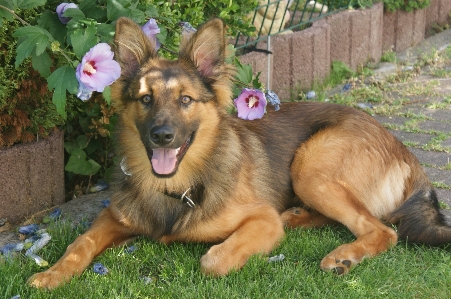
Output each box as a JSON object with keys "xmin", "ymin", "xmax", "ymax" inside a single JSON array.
[{"xmin": 29, "ymin": 17, "xmax": 451, "ymax": 289}]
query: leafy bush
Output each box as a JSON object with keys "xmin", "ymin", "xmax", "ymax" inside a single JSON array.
[
  {"xmin": 0, "ymin": 10, "xmax": 64, "ymax": 147},
  {"xmin": 382, "ymin": 0, "xmax": 430, "ymax": 12},
  {"xmin": 0, "ymin": 0, "xmax": 258, "ymax": 196}
]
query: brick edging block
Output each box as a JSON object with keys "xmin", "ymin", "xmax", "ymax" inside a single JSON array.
[
  {"xmin": 270, "ymin": 20, "xmax": 330, "ymax": 99},
  {"xmin": 0, "ymin": 130, "xmax": 65, "ymax": 224},
  {"xmin": 383, "ymin": 7, "xmax": 426, "ymax": 52},
  {"xmin": 328, "ymin": 2, "xmax": 383, "ymax": 70}
]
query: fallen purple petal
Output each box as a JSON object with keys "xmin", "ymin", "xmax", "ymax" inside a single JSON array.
[
  {"xmin": 125, "ymin": 245, "xmax": 137, "ymax": 254},
  {"xmin": 101, "ymin": 199, "xmax": 111, "ymax": 208},
  {"xmin": 76, "ymin": 81, "xmax": 94, "ymax": 101},
  {"xmin": 43, "ymin": 208, "xmax": 62, "ymax": 223},
  {"xmin": 93, "ymin": 262, "xmax": 108, "ymax": 275},
  {"xmin": 341, "ymin": 83, "xmax": 352, "ymax": 93},
  {"xmin": 80, "ymin": 220, "xmax": 92, "ymax": 230},
  {"xmin": 306, "ymin": 91, "xmax": 316, "ymax": 99},
  {"xmin": 18, "ymin": 224, "xmax": 39, "ymax": 235},
  {"xmin": 357, "ymin": 103, "xmax": 374, "ymax": 109},
  {"xmin": 268, "ymin": 254, "xmax": 285, "ymax": 262},
  {"xmin": 90, "ymin": 181, "xmax": 110, "ymax": 193},
  {"xmin": 10, "ymin": 295, "xmax": 20, "ymax": 299},
  {"xmin": 1, "ymin": 243, "xmax": 24, "ymax": 255},
  {"xmin": 27, "ymin": 253, "xmax": 48, "ymax": 267},
  {"xmin": 179, "ymin": 21, "xmax": 197, "ymax": 40},
  {"xmin": 265, "ymin": 90, "xmax": 281, "ymax": 111},
  {"xmin": 140, "ymin": 276, "xmax": 153, "ymax": 284},
  {"xmin": 49, "ymin": 208, "xmax": 62, "ymax": 219},
  {"xmin": 25, "ymin": 233, "xmax": 51, "ymax": 255}
]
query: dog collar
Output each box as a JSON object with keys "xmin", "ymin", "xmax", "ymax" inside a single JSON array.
[
  {"xmin": 121, "ymin": 157, "xmax": 196, "ymax": 208},
  {"xmin": 163, "ymin": 187, "xmax": 196, "ymax": 208}
]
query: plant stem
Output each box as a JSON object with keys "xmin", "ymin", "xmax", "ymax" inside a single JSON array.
[{"xmin": 0, "ymin": 5, "xmax": 31, "ymax": 26}]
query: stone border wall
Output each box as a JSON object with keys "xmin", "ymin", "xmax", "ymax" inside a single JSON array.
[
  {"xmin": 0, "ymin": 130, "xmax": 65, "ymax": 224},
  {"xmin": 239, "ymin": 0, "xmax": 451, "ymax": 99}
]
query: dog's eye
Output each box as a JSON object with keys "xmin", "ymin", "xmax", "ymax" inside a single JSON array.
[
  {"xmin": 180, "ymin": 96, "xmax": 192, "ymax": 105},
  {"xmin": 141, "ymin": 95, "xmax": 152, "ymax": 104}
]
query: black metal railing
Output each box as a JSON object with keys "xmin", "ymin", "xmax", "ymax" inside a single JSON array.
[{"xmin": 234, "ymin": 0, "xmax": 354, "ymax": 54}]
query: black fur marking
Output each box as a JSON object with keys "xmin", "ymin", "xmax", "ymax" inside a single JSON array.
[{"xmin": 389, "ymin": 189, "xmax": 451, "ymax": 245}]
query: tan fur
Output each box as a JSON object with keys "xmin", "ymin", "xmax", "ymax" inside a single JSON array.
[{"xmin": 29, "ymin": 17, "xmax": 450, "ymax": 289}]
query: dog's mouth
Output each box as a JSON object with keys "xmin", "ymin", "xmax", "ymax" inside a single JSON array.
[{"xmin": 148, "ymin": 132, "xmax": 194, "ymax": 176}]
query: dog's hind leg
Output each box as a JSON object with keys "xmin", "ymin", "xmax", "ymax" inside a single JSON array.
[
  {"xmin": 292, "ymin": 177, "xmax": 398, "ymax": 275},
  {"xmin": 28, "ymin": 206, "xmax": 135, "ymax": 289},
  {"xmin": 281, "ymin": 206, "xmax": 337, "ymax": 229},
  {"xmin": 290, "ymin": 129, "xmax": 400, "ymax": 275},
  {"xmin": 200, "ymin": 204, "xmax": 285, "ymax": 277}
]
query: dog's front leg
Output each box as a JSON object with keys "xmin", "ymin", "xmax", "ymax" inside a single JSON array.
[
  {"xmin": 200, "ymin": 204, "xmax": 284, "ymax": 276},
  {"xmin": 28, "ymin": 206, "xmax": 135, "ymax": 289}
]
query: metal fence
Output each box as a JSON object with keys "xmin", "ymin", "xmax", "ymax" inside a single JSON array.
[{"xmin": 234, "ymin": 0, "xmax": 354, "ymax": 54}]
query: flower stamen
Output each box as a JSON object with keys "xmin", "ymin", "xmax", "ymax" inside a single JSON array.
[
  {"xmin": 246, "ymin": 95, "xmax": 259, "ymax": 108},
  {"xmin": 83, "ymin": 61, "xmax": 97, "ymax": 76}
]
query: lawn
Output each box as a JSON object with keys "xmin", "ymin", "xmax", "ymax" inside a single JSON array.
[{"xmin": 1, "ymin": 220, "xmax": 450, "ymax": 298}]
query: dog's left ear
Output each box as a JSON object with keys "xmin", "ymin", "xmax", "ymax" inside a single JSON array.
[
  {"xmin": 114, "ymin": 17, "xmax": 157, "ymax": 78},
  {"xmin": 179, "ymin": 18, "xmax": 226, "ymax": 79}
]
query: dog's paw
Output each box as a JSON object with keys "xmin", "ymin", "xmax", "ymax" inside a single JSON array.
[
  {"xmin": 319, "ymin": 244, "xmax": 359, "ymax": 275},
  {"xmin": 200, "ymin": 245, "xmax": 239, "ymax": 277},
  {"xmin": 320, "ymin": 256, "xmax": 355, "ymax": 275},
  {"xmin": 28, "ymin": 270, "xmax": 70, "ymax": 289}
]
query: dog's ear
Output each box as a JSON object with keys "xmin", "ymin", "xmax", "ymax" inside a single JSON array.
[
  {"xmin": 114, "ymin": 17, "xmax": 157, "ymax": 78},
  {"xmin": 179, "ymin": 18, "xmax": 226, "ymax": 79}
]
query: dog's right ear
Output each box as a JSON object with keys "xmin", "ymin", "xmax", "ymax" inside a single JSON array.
[{"xmin": 114, "ymin": 17, "xmax": 157, "ymax": 78}]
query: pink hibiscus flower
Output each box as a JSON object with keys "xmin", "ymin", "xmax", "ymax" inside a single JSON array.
[
  {"xmin": 75, "ymin": 43, "xmax": 121, "ymax": 101},
  {"xmin": 142, "ymin": 18, "xmax": 161, "ymax": 50},
  {"xmin": 234, "ymin": 88, "xmax": 267, "ymax": 120},
  {"xmin": 56, "ymin": 3, "xmax": 79, "ymax": 24}
]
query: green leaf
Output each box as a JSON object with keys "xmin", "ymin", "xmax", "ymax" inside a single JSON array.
[
  {"xmin": 156, "ymin": 26, "xmax": 167, "ymax": 45},
  {"xmin": 38, "ymin": 11, "xmax": 67, "ymax": 45},
  {"xmin": 0, "ymin": 1, "xmax": 15, "ymax": 25},
  {"xmin": 79, "ymin": 0, "xmax": 107, "ymax": 21},
  {"xmin": 88, "ymin": 159, "xmax": 101, "ymax": 174},
  {"xmin": 13, "ymin": 26, "xmax": 53, "ymax": 67},
  {"xmin": 145, "ymin": 6, "xmax": 159, "ymax": 18},
  {"xmin": 47, "ymin": 66, "xmax": 78, "ymax": 117},
  {"xmin": 103, "ymin": 86, "xmax": 111, "ymax": 105},
  {"xmin": 64, "ymin": 141, "xmax": 78, "ymax": 154},
  {"xmin": 65, "ymin": 148, "xmax": 101, "ymax": 175},
  {"xmin": 107, "ymin": 0, "xmax": 130, "ymax": 20},
  {"xmin": 97, "ymin": 23, "xmax": 115, "ymax": 44},
  {"xmin": 63, "ymin": 7, "xmax": 86, "ymax": 22},
  {"xmin": 235, "ymin": 63, "xmax": 253, "ymax": 85},
  {"xmin": 76, "ymin": 135, "xmax": 89, "ymax": 149},
  {"xmin": 69, "ymin": 22, "xmax": 98, "ymax": 59},
  {"xmin": 32, "ymin": 51, "xmax": 51, "ymax": 78},
  {"xmin": 86, "ymin": 138, "xmax": 102, "ymax": 155},
  {"xmin": 11, "ymin": 0, "xmax": 46, "ymax": 9},
  {"xmin": 129, "ymin": 8, "xmax": 145, "ymax": 23}
]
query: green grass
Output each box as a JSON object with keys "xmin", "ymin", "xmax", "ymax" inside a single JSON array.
[
  {"xmin": 380, "ymin": 49, "xmax": 397, "ymax": 63},
  {"xmin": 1, "ymin": 221, "xmax": 451, "ymax": 298}
]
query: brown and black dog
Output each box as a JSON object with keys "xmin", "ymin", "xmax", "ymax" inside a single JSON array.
[{"xmin": 29, "ymin": 17, "xmax": 451, "ymax": 289}]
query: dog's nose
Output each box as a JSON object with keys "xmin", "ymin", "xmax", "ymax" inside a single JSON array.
[{"xmin": 150, "ymin": 125, "xmax": 174, "ymax": 145}]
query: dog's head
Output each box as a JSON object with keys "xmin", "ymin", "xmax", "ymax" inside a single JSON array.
[{"xmin": 111, "ymin": 18, "xmax": 235, "ymax": 180}]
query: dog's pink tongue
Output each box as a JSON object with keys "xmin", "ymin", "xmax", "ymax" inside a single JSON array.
[{"xmin": 151, "ymin": 148, "xmax": 178, "ymax": 175}]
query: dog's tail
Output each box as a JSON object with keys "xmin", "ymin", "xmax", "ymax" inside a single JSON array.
[{"xmin": 386, "ymin": 188, "xmax": 451, "ymax": 245}]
